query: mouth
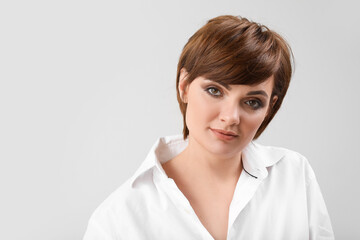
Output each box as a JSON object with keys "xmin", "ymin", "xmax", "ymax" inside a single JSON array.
[
  {"xmin": 211, "ymin": 128, "xmax": 238, "ymax": 136},
  {"xmin": 210, "ymin": 128, "xmax": 238, "ymax": 140}
]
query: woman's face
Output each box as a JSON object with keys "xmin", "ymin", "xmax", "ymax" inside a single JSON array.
[{"xmin": 180, "ymin": 71, "xmax": 276, "ymax": 158}]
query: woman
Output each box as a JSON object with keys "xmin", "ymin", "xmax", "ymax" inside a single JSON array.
[{"xmin": 84, "ymin": 15, "xmax": 335, "ymax": 240}]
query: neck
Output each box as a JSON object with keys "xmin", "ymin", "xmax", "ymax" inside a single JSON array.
[{"xmin": 182, "ymin": 135, "xmax": 243, "ymax": 182}]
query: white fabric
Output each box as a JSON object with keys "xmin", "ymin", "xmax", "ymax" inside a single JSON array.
[{"xmin": 83, "ymin": 134, "xmax": 335, "ymax": 240}]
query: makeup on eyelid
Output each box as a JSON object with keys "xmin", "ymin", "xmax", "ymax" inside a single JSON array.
[{"xmin": 204, "ymin": 85, "xmax": 265, "ymax": 110}]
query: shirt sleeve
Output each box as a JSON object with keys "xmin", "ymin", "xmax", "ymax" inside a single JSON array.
[
  {"xmin": 306, "ymin": 176, "xmax": 335, "ymax": 240},
  {"xmin": 83, "ymin": 217, "xmax": 114, "ymax": 240},
  {"xmin": 83, "ymin": 205, "xmax": 120, "ymax": 240}
]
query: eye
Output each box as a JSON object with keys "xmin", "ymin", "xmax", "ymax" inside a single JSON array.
[
  {"xmin": 245, "ymin": 99, "xmax": 263, "ymax": 110},
  {"xmin": 205, "ymin": 87, "xmax": 222, "ymax": 97}
]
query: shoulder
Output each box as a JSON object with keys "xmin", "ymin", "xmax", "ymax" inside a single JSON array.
[
  {"xmin": 84, "ymin": 171, "xmax": 160, "ymax": 238},
  {"xmin": 88, "ymin": 169, "xmax": 158, "ymax": 225}
]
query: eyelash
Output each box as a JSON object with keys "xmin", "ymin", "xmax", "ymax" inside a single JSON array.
[
  {"xmin": 206, "ymin": 86, "xmax": 222, "ymax": 97},
  {"xmin": 245, "ymin": 99, "xmax": 263, "ymax": 110},
  {"xmin": 205, "ymin": 86, "xmax": 264, "ymax": 110}
]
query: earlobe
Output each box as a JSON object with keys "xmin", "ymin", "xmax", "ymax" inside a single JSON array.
[{"xmin": 179, "ymin": 68, "xmax": 189, "ymax": 103}]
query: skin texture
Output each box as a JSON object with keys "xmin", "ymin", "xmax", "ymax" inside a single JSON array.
[{"xmin": 162, "ymin": 68, "xmax": 277, "ymax": 240}]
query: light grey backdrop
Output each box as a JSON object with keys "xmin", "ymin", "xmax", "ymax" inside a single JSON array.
[{"xmin": 1, "ymin": 0, "xmax": 359, "ymax": 239}]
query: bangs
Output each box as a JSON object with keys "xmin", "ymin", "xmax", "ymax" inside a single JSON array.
[{"xmin": 184, "ymin": 19, "xmax": 281, "ymax": 87}]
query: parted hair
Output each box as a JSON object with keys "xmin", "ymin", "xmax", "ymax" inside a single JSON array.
[{"xmin": 176, "ymin": 15, "xmax": 294, "ymax": 140}]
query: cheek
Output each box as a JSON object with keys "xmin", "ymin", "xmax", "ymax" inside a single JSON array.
[
  {"xmin": 186, "ymin": 94, "xmax": 217, "ymax": 130},
  {"xmin": 241, "ymin": 111, "xmax": 268, "ymax": 134}
]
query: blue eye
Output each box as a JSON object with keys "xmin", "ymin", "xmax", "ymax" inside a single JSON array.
[
  {"xmin": 245, "ymin": 100, "xmax": 263, "ymax": 110},
  {"xmin": 206, "ymin": 87, "xmax": 222, "ymax": 97}
]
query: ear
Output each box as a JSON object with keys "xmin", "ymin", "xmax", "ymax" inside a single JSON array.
[
  {"xmin": 271, "ymin": 95, "xmax": 278, "ymax": 107},
  {"xmin": 178, "ymin": 68, "xmax": 190, "ymax": 103},
  {"xmin": 266, "ymin": 95, "xmax": 278, "ymax": 116}
]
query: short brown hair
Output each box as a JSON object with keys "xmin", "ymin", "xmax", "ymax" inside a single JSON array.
[{"xmin": 176, "ymin": 15, "xmax": 293, "ymax": 140}]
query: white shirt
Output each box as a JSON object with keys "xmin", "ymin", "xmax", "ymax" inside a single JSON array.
[{"xmin": 83, "ymin": 134, "xmax": 335, "ymax": 240}]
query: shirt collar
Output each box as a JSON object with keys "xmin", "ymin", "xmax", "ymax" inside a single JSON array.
[
  {"xmin": 130, "ymin": 134, "xmax": 286, "ymax": 186},
  {"xmin": 241, "ymin": 141, "xmax": 286, "ymax": 179},
  {"xmin": 131, "ymin": 135, "xmax": 188, "ymax": 186}
]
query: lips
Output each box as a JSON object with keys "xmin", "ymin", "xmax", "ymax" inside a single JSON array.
[{"xmin": 211, "ymin": 128, "xmax": 238, "ymax": 137}]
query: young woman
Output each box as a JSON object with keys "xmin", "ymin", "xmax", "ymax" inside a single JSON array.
[{"xmin": 84, "ymin": 15, "xmax": 335, "ymax": 240}]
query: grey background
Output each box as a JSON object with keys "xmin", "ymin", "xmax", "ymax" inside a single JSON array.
[{"xmin": 1, "ymin": 0, "xmax": 359, "ymax": 239}]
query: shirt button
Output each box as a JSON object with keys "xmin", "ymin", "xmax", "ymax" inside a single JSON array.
[{"xmin": 184, "ymin": 208, "xmax": 192, "ymax": 214}]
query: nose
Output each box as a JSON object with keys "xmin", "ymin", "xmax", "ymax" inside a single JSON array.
[{"xmin": 219, "ymin": 101, "xmax": 240, "ymax": 126}]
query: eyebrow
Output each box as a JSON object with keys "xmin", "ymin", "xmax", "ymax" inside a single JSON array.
[
  {"xmin": 217, "ymin": 81, "xmax": 232, "ymax": 91},
  {"xmin": 210, "ymin": 81, "xmax": 269, "ymax": 98},
  {"xmin": 246, "ymin": 90, "xmax": 269, "ymax": 98}
]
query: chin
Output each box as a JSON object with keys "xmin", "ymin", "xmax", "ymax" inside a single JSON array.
[{"xmin": 205, "ymin": 134, "xmax": 243, "ymax": 156}]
